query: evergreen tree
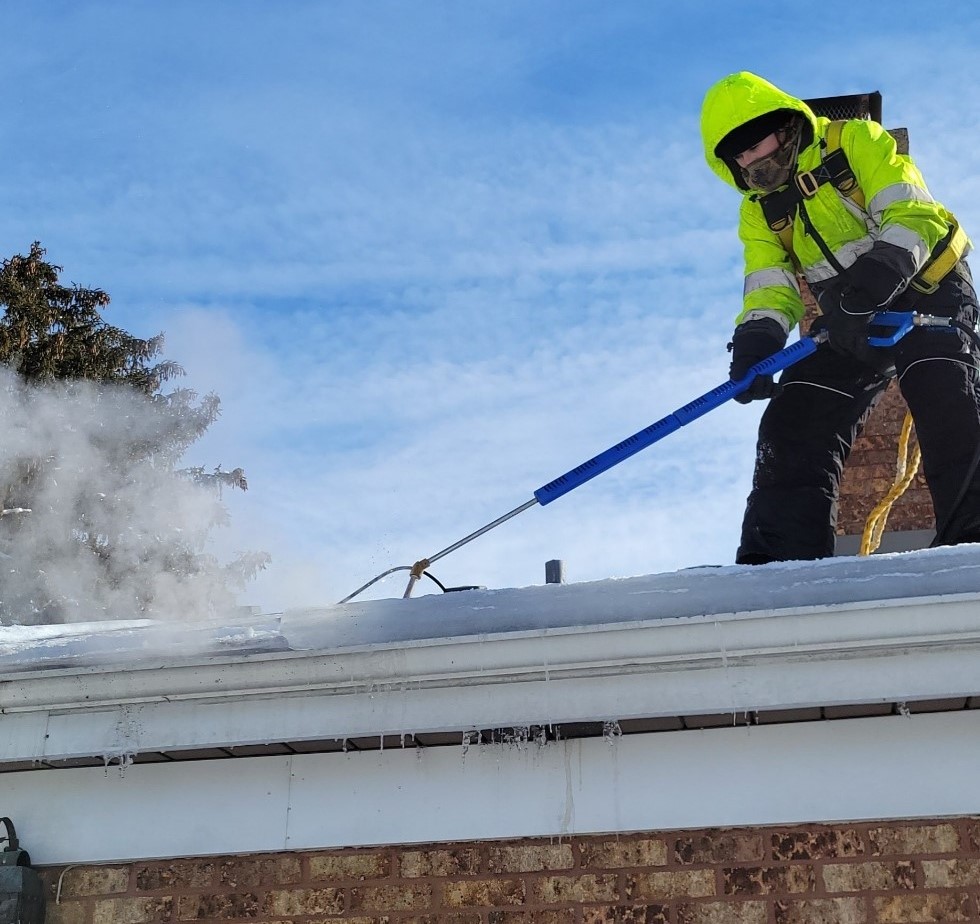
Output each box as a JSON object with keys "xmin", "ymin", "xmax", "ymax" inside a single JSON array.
[{"xmin": 0, "ymin": 243, "xmax": 267, "ymax": 624}]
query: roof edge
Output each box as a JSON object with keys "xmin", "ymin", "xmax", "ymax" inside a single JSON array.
[{"xmin": 2, "ymin": 592, "xmax": 979, "ymax": 764}]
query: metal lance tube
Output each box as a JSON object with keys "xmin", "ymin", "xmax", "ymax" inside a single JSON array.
[{"xmin": 400, "ymin": 499, "xmax": 539, "ymax": 598}]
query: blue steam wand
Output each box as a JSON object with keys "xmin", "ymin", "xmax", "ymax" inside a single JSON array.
[{"xmin": 340, "ymin": 311, "xmax": 927, "ymax": 602}]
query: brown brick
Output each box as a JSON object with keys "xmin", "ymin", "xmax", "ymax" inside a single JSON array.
[
  {"xmin": 349, "ymin": 883, "xmax": 432, "ymax": 912},
  {"xmin": 488, "ymin": 912, "xmax": 566, "ymax": 924},
  {"xmin": 45, "ymin": 903, "xmax": 89, "ymax": 924},
  {"xmin": 626, "ymin": 869, "xmax": 715, "ymax": 901},
  {"xmin": 581, "ymin": 838, "xmax": 668, "ymax": 869},
  {"xmin": 675, "ymin": 833, "xmax": 765, "ymax": 865},
  {"xmin": 218, "ymin": 857, "xmax": 302, "ymax": 888},
  {"xmin": 771, "ymin": 829, "xmax": 865, "ymax": 860},
  {"xmin": 58, "ymin": 867, "xmax": 130, "ymax": 898},
  {"xmin": 921, "ymin": 857, "xmax": 980, "ymax": 887},
  {"xmin": 379, "ymin": 918, "xmax": 439, "ymax": 924},
  {"xmin": 136, "ymin": 862, "xmax": 215, "ymax": 891},
  {"xmin": 95, "ymin": 897, "xmax": 174, "ymax": 924},
  {"xmin": 443, "ymin": 878, "xmax": 525, "ymax": 908},
  {"xmin": 583, "ymin": 907, "xmax": 669, "ymax": 924},
  {"xmin": 399, "ymin": 848, "xmax": 481, "ymax": 878},
  {"xmin": 263, "ymin": 887, "xmax": 344, "ymax": 916},
  {"xmin": 773, "ymin": 897, "xmax": 865, "ymax": 924},
  {"xmin": 868, "ymin": 824, "xmax": 959, "ymax": 856},
  {"xmin": 308, "ymin": 851, "xmax": 390, "ymax": 881},
  {"xmin": 437, "ymin": 914, "xmax": 482, "ymax": 924},
  {"xmin": 315, "ymin": 919, "xmax": 376, "ymax": 924},
  {"xmin": 486, "ymin": 844, "xmax": 574, "ymax": 873},
  {"xmin": 874, "ymin": 892, "xmax": 974, "ymax": 923},
  {"xmin": 677, "ymin": 902, "xmax": 767, "ymax": 924},
  {"xmin": 723, "ymin": 865, "xmax": 813, "ymax": 895},
  {"xmin": 529, "ymin": 874, "xmax": 618, "ymax": 904},
  {"xmin": 176, "ymin": 893, "xmax": 259, "ymax": 921},
  {"xmin": 967, "ymin": 820, "xmax": 980, "ymax": 852},
  {"xmin": 823, "ymin": 860, "xmax": 916, "ymax": 892}
]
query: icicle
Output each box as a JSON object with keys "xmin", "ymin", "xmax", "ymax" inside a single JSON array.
[
  {"xmin": 101, "ymin": 752, "xmax": 135, "ymax": 778},
  {"xmin": 602, "ymin": 720, "xmax": 622, "ymax": 746}
]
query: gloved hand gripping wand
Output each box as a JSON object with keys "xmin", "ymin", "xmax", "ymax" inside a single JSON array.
[{"xmin": 339, "ymin": 311, "xmax": 930, "ymax": 604}]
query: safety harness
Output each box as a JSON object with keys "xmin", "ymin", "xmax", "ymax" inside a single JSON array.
[{"xmin": 754, "ymin": 120, "xmax": 968, "ymax": 294}]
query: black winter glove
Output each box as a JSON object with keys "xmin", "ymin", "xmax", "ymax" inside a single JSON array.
[
  {"xmin": 821, "ymin": 256, "xmax": 908, "ymax": 360},
  {"xmin": 728, "ymin": 317, "xmax": 788, "ymax": 404},
  {"xmin": 823, "ymin": 287, "xmax": 876, "ymax": 359}
]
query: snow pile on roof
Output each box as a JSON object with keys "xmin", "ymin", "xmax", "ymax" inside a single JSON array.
[{"xmin": 2, "ymin": 544, "xmax": 979, "ymax": 675}]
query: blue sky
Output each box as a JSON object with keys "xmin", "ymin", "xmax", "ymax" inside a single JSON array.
[{"xmin": 5, "ymin": 1, "xmax": 980, "ymax": 608}]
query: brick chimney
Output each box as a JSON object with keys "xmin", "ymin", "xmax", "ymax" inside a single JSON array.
[{"xmin": 800, "ymin": 95, "xmax": 935, "ymax": 554}]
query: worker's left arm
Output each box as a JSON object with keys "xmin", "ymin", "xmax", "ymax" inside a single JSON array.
[{"xmin": 842, "ymin": 119, "xmax": 954, "ymax": 303}]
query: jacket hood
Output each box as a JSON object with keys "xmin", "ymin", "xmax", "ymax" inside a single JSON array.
[{"xmin": 701, "ymin": 72, "xmax": 818, "ymax": 191}]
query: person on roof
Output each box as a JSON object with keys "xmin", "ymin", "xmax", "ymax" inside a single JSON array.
[{"xmin": 700, "ymin": 71, "xmax": 980, "ymax": 562}]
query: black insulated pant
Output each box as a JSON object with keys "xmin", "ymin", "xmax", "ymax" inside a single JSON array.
[{"xmin": 737, "ymin": 264, "xmax": 980, "ymax": 564}]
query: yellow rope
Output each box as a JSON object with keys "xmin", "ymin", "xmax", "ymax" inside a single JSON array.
[{"xmin": 859, "ymin": 411, "xmax": 921, "ymax": 555}]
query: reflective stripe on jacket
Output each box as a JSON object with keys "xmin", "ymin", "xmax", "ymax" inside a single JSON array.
[{"xmin": 700, "ymin": 72, "xmax": 969, "ymax": 328}]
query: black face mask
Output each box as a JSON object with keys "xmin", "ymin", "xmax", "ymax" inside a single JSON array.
[{"xmin": 739, "ymin": 121, "xmax": 802, "ymax": 192}]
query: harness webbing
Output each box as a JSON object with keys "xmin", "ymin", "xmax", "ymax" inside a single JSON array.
[
  {"xmin": 757, "ymin": 119, "xmax": 965, "ymax": 291},
  {"xmin": 910, "ymin": 219, "xmax": 969, "ymax": 294}
]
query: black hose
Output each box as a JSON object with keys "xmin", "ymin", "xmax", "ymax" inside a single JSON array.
[
  {"xmin": 950, "ymin": 318, "xmax": 980, "ymax": 352},
  {"xmin": 422, "ymin": 570, "xmax": 448, "ymax": 592}
]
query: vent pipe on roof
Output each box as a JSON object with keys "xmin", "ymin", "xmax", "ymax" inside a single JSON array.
[{"xmin": 545, "ymin": 559, "xmax": 566, "ymax": 584}]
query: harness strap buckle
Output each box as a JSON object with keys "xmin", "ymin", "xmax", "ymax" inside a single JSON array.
[
  {"xmin": 795, "ymin": 170, "xmax": 821, "ymax": 198},
  {"xmin": 910, "ymin": 219, "xmax": 969, "ymax": 295},
  {"xmin": 821, "ymin": 147, "xmax": 860, "ymax": 200},
  {"xmin": 909, "ymin": 277, "xmax": 941, "ymax": 296},
  {"xmin": 769, "ymin": 214, "xmax": 793, "ymax": 233},
  {"xmin": 834, "ymin": 173, "xmax": 859, "ymax": 196}
]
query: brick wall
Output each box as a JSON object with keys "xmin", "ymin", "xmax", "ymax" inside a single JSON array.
[
  {"xmin": 40, "ymin": 817, "xmax": 980, "ymax": 924},
  {"xmin": 836, "ymin": 381, "xmax": 933, "ymax": 537}
]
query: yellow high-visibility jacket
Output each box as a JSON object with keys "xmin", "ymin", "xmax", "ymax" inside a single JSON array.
[{"xmin": 700, "ymin": 71, "xmax": 968, "ymax": 330}]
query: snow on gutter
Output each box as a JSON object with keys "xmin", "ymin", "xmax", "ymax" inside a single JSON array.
[{"xmin": 0, "ymin": 547, "xmax": 979, "ymax": 764}]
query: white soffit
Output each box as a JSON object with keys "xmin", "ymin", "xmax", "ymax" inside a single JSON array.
[{"xmin": 6, "ymin": 710, "xmax": 980, "ymax": 866}]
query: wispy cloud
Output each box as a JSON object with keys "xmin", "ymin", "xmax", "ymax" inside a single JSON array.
[{"xmin": 4, "ymin": 2, "xmax": 980, "ymax": 611}]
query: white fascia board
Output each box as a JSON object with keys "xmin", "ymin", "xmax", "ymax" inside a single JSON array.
[
  {"xmin": 1, "ymin": 593, "xmax": 979, "ymax": 763},
  {"xmin": 6, "ymin": 710, "xmax": 980, "ymax": 866}
]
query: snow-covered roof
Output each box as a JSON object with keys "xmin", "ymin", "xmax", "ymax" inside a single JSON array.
[{"xmin": 2, "ymin": 544, "xmax": 979, "ymax": 758}]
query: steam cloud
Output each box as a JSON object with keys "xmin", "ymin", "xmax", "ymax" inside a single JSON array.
[{"xmin": 0, "ymin": 367, "xmax": 247, "ymax": 625}]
